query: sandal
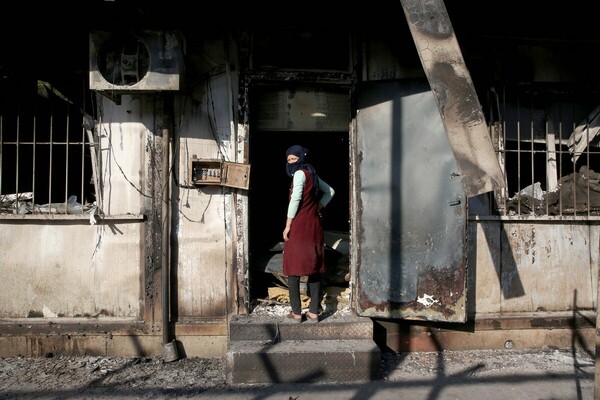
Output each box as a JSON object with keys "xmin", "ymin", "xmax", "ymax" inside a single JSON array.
[
  {"xmin": 286, "ymin": 313, "xmax": 302, "ymax": 323},
  {"xmin": 305, "ymin": 312, "xmax": 319, "ymax": 323}
]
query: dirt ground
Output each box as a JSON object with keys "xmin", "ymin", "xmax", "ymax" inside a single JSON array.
[{"xmin": 0, "ymin": 347, "xmax": 595, "ymax": 400}]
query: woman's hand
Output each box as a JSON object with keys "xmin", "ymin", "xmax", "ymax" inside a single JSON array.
[
  {"xmin": 283, "ymin": 217, "xmax": 293, "ymax": 241},
  {"xmin": 283, "ymin": 226, "xmax": 291, "ymax": 241}
]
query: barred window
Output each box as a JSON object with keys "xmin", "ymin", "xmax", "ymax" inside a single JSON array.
[
  {"xmin": 0, "ymin": 74, "xmax": 98, "ymax": 216},
  {"xmin": 487, "ymin": 84, "xmax": 600, "ymax": 218}
]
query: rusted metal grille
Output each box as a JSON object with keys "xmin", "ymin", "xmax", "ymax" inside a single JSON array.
[
  {"xmin": 487, "ymin": 84, "xmax": 600, "ymax": 218},
  {"xmin": 0, "ymin": 76, "xmax": 96, "ymax": 216}
]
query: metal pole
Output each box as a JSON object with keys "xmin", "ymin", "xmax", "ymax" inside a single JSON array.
[
  {"xmin": 161, "ymin": 127, "xmax": 170, "ymax": 345},
  {"xmin": 594, "ymin": 233, "xmax": 600, "ymax": 400},
  {"xmin": 160, "ymin": 127, "xmax": 178, "ymax": 362}
]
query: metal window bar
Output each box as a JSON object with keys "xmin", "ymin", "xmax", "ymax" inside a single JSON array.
[
  {"xmin": 80, "ymin": 123, "xmax": 85, "ymax": 209},
  {"xmin": 558, "ymin": 120, "xmax": 564, "ymax": 216},
  {"xmin": 501, "ymin": 85, "xmax": 508, "ymax": 213},
  {"xmin": 551, "ymin": 115, "xmax": 557, "ymax": 217},
  {"xmin": 573, "ymin": 103, "xmax": 582, "ymax": 215},
  {"xmin": 492, "ymin": 85, "xmax": 600, "ymax": 218},
  {"xmin": 1, "ymin": 91, "xmax": 93, "ymax": 215},
  {"xmin": 15, "ymin": 115, "xmax": 20, "ymax": 212},
  {"xmin": 571, "ymin": 118, "xmax": 576, "ymax": 216},
  {"xmin": 572, "ymin": 118, "xmax": 578, "ymax": 217},
  {"xmin": 0, "ymin": 116, "xmax": 2, "ymax": 197},
  {"xmin": 64, "ymin": 113, "xmax": 69, "ymax": 207},
  {"xmin": 32, "ymin": 116, "xmax": 36, "ymax": 210},
  {"xmin": 529, "ymin": 98, "xmax": 535, "ymax": 213},
  {"xmin": 585, "ymin": 116, "xmax": 590, "ymax": 218},
  {"xmin": 516, "ymin": 94, "xmax": 522, "ymax": 215},
  {"xmin": 49, "ymin": 114, "xmax": 53, "ymax": 213}
]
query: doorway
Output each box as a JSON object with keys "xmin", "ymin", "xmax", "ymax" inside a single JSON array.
[{"xmin": 247, "ymin": 86, "xmax": 351, "ymax": 307}]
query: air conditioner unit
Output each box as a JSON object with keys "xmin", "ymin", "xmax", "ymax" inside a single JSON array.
[{"xmin": 89, "ymin": 31, "xmax": 183, "ymax": 92}]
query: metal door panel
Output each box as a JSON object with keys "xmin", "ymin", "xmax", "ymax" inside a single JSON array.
[{"xmin": 354, "ymin": 79, "xmax": 467, "ymax": 322}]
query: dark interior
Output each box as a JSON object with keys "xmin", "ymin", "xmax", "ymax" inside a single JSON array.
[{"xmin": 248, "ymin": 130, "xmax": 350, "ymax": 300}]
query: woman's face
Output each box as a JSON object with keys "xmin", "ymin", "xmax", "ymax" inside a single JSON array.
[{"xmin": 287, "ymin": 155, "xmax": 300, "ymax": 164}]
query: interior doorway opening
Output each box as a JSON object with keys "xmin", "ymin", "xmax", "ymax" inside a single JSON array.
[{"xmin": 248, "ymin": 130, "xmax": 351, "ymax": 309}]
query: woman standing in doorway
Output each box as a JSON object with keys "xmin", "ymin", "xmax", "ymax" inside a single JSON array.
[{"xmin": 283, "ymin": 145, "xmax": 335, "ymax": 323}]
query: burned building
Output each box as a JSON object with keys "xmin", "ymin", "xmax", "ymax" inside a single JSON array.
[{"xmin": 0, "ymin": 0, "xmax": 597, "ymax": 383}]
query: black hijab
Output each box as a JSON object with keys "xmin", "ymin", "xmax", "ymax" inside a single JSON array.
[{"xmin": 285, "ymin": 145, "xmax": 320, "ymax": 196}]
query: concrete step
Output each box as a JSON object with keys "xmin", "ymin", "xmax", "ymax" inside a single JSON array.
[
  {"xmin": 226, "ymin": 339, "xmax": 381, "ymax": 384},
  {"xmin": 227, "ymin": 313, "xmax": 381, "ymax": 384},
  {"xmin": 229, "ymin": 313, "xmax": 374, "ymax": 342}
]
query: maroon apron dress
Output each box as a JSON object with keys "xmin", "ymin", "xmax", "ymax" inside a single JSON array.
[{"xmin": 282, "ymin": 168, "xmax": 325, "ymax": 277}]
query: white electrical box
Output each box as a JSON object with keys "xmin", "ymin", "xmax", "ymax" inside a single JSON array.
[
  {"xmin": 190, "ymin": 158, "xmax": 250, "ymax": 190},
  {"xmin": 89, "ymin": 31, "xmax": 182, "ymax": 92}
]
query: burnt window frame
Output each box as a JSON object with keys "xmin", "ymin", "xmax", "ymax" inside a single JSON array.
[
  {"xmin": 481, "ymin": 82, "xmax": 600, "ymax": 219},
  {"xmin": 0, "ymin": 71, "xmax": 99, "ymax": 218}
]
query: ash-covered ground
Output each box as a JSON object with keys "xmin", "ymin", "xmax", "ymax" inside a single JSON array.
[
  {"xmin": 0, "ymin": 304, "xmax": 595, "ymax": 399},
  {"xmin": 0, "ymin": 346, "xmax": 594, "ymax": 399}
]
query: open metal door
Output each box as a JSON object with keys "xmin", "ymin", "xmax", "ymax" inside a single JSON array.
[{"xmin": 353, "ymin": 79, "xmax": 467, "ymax": 322}]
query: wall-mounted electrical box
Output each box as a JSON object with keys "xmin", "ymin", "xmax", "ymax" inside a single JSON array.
[
  {"xmin": 190, "ymin": 158, "xmax": 250, "ymax": 190},
  {"xmin": 89, "ymin": 30, "xmax": 182, "ymax": 92}
]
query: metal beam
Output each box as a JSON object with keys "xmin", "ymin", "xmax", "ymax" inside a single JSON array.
[{"xmin": 399, "ymin": 0, "xmax": 505, "ymax": 197}]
